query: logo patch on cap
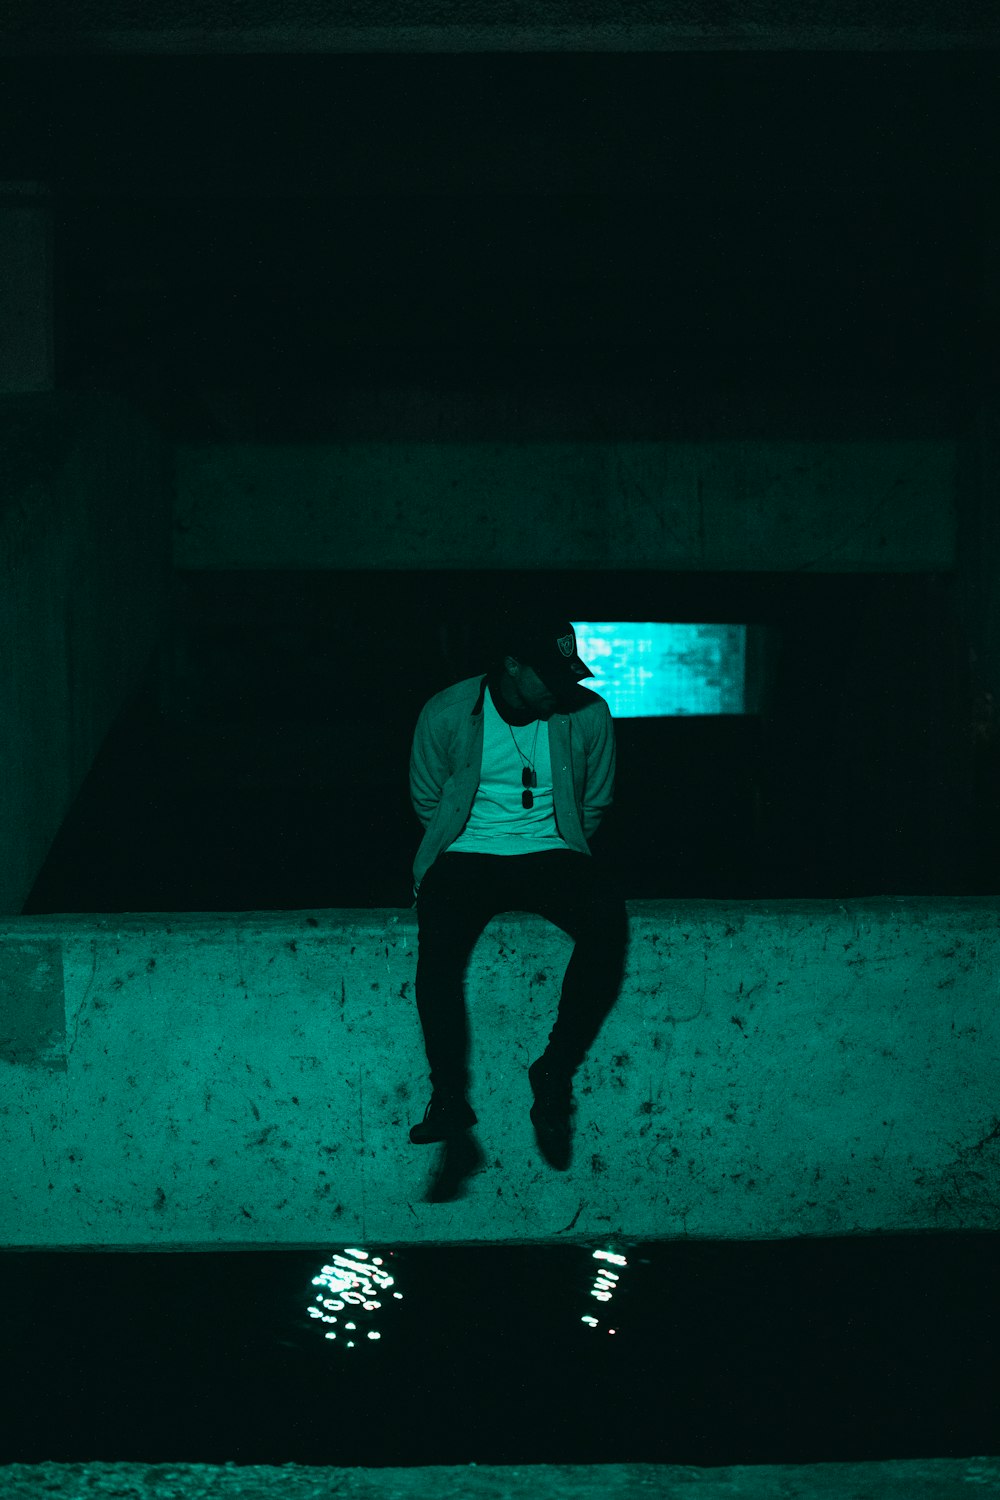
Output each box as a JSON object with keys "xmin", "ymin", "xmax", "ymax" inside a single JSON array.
[{"xmin": 557, "ymin": 631, "xmax": 575, "ymax": 658}]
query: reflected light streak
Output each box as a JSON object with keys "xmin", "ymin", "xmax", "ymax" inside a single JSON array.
[
  {"xmin": 305, "ymin": 1247, "xmax": 399, "ymax": 1352},
  {"xmin": 580, "ymin": 1246, "xmax": 630, "ymax": 1337}
]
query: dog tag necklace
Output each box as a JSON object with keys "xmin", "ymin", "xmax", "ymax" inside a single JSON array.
[{"xmin": 508, "ymin": 720, "xmax": 540, "ymax": 808}]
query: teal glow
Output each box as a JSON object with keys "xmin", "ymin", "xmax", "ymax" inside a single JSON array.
[{"xmin": 573, "ymin": 622, "xmax": 746, "ymax": 718}]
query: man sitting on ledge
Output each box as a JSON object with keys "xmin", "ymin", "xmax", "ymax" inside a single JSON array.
[{"xmin": 407, "ymin": 611, "xmax": 629, "ymax": 1170}]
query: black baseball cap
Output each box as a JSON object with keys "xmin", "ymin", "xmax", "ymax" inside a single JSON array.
[{"xmin": 505, "ymin": 618, "xmax": 594, "ymax": 688}]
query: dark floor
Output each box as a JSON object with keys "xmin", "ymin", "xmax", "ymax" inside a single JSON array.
[{"xmin": 3, "ymin": 1233, "xmax": 997, "ymax": 1469}]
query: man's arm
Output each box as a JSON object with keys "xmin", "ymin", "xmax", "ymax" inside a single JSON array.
[
  {"xmin": 409, "ymin": 701, "xmax": 451, "ymax": 830},
  {"xmin": 581, "ymin": 700, "xmax": 616, "ymax": 841}
]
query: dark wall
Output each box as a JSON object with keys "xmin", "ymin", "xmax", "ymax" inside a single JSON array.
[
  {"xmin": 8, "ymin": 51, "xmax": 995, "ymax": 911},
  {"xmin": 0, "ymin": 53, "xmax": 990, "ymax": 411},
  {"xmin": 21, "ymin": 565, "xmax": 977, "ymax": 912}
]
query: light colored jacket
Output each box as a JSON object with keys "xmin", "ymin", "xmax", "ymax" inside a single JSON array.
[{"xmin": 409, "ymin": 672, "xmax": 616, "ymax": 897}]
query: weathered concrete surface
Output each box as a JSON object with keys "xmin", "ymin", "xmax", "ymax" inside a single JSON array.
[
  {"xmin": 2, "ymin": 898, "xmax": 998, "ymax": 1249},
  {"xmin": 1, "ymin": 1459, "xmax": 998, "ymax": 1498},
  {"xmin": 0, "ymin": 391, "xmax": 172, "ymax": 917},
  {"xmin": 174, "ymin": 438, "xmax": 957, "ymax": 572},
  {"xmin": 2, "ymin": 0, "xmax": 997, "ymax": 53}
]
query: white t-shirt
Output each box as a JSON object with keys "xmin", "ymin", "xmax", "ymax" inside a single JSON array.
[{"xmin": 447, "ymin": 683, "xmax": 570, "ymax": 856}]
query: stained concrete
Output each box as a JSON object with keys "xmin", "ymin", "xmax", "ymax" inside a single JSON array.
[
  {"xmin": 2, "ymin": 898, "xmax": 998, "ymax": 1249},
  {"xmin": 1, "ymin": 1459, "xmax": 998, "ymax": 1498},
  {"xmin": 2, "ymin": 0, "xmax": 997, "ymax": 53},
  {"xmin": 174, "ymin": 437, "xmax": 957, "ymax": 573}
]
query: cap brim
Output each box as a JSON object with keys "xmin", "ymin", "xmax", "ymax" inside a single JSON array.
[{"xmin": 546, "ymin": 663, "xmax": 593, "ymax": 690}]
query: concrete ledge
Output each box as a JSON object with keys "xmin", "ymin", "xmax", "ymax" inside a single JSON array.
[
  {"xmin": 2, "ymin": 898, "xmax": 999, "ymax": 1249},
  {"xmin": 1, "ymin": 1459, "xmax": 998, "ymax": 1499}
]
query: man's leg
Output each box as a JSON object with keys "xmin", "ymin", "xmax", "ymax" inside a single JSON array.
[
  {"xmin": 519, "ymin": 850, "xmax": 629, "ymax": 1079},
  {"xmin": 414, "ymin": 853, "xmax": 500, "ymax": 1099}
]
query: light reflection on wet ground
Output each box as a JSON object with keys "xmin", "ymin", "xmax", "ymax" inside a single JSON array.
[{"xmin": 2, "ymin": 1234, "xmax": 997, "ymax": 1469}]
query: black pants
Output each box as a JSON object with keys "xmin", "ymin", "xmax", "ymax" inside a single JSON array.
[{"xmin": 414, "ymin": 849, "xmax": 629, "ymax": 1097}]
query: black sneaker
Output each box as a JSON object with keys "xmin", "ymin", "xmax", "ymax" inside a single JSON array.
[
  {"xmin": 409, "ymin": 1091, "xmax": 478, "ymax": 1145},
  {"xmin": 528, "ymin": 1058, "xmax": 575, "ymax": 1171}
]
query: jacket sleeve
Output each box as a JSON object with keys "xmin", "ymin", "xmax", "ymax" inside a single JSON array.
[
  {"xmin": 581, "ymin": 700, "xmax": 616, "ymax": 840},
  {"xmin": 409, "ymin": 701, "xmax": 452, "ymax": 830}
]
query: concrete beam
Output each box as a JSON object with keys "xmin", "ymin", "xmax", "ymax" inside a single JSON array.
[
  {"xmin": 2, "ymin": 1, "xmax": 997, "ymax": 54},
  {"xmin": 174, "ymin": 437, "xmax": 958, "ymax": 572},
  {"xmin": 2, "ymin": 898, "xmax": 998, "ymax": 1250}
]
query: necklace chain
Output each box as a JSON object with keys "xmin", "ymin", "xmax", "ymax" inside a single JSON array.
[{"xmin": 507, "ymin": 717, "xmax": 540, "ymax": 769}]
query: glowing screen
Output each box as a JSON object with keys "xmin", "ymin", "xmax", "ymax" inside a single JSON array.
[{"xmin": 572, "ymin": 622, "xmax": 747, "ymax": 718}]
